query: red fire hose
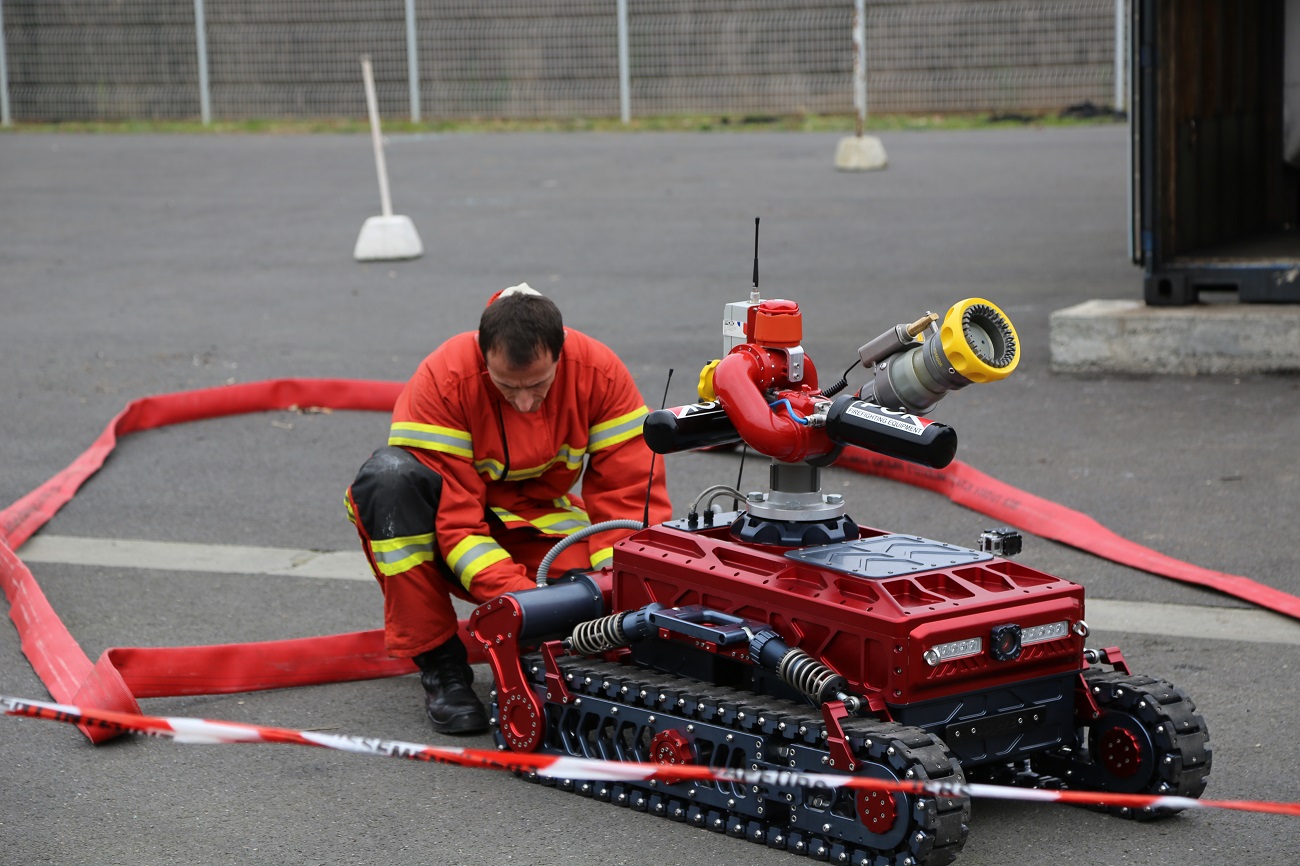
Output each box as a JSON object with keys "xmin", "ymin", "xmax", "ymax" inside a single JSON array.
[{"xmin": 2, "ymin": 379, "xmax": 1297, "ymax": 743}]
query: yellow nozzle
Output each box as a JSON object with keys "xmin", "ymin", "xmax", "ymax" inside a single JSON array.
[{"xmin": 937, "ymin": 298, "xmax": 1020, "ymax": 384}]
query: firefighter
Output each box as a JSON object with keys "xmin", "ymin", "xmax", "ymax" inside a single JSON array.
[{"xmin": 347, "ymin": 284, "xmax": 673, "ymax": 734}]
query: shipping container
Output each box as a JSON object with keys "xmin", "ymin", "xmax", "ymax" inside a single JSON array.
[{"xmin": 1133, "ymin": 0, "xmax": 1300, "ymax": 304}]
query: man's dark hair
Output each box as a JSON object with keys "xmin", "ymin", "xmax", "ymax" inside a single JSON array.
[{"xmin": 478, "ymin": 293, "xmax": 565, "ymax": 369}]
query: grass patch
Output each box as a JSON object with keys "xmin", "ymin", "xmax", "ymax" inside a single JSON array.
[{"xmin": 1, "ymin": 109, "xmax": 1124, "ymax": 136}]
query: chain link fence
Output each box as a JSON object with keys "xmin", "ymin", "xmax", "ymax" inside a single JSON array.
[{"xmin": 1, "ymin": 0, "xmax": 1120, "ymax": 123}]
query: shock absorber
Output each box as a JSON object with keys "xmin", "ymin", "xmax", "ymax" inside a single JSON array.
[
  {"xmin": 750, "ymin": 630, "xmax": 862, "ymax": 711},
  {"xmin": 564, "ymin": 605, "xmax": 661, "ymax": 655},
  {"xmin": 566, "ymin": 613, "xmax": 627, "ymax": 654}
]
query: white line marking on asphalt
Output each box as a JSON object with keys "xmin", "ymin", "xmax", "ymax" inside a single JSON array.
[
  {"xmin": 1082, "ymin": 598, "xmax": 1300, "ymax": 646},
  {"xmin": 15, "ymin": 535, "xmax": 1300, "ymax": 646},
  {"xmin": 18, "ymin": 534, "xmax": 371, "ymax": 582}
]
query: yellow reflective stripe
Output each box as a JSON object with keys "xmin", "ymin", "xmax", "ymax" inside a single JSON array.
[
  {"xmin": 588, "ymin": 407, "xmax": 649, "ymax": 452},
  {"xmin": 445, "ymin": 534, "xmax": 511, "ymax": 589},
  {"xmin": 490, "ymin": 505, "xmax": 530, "ymax": 526},
  {"xmin": 590, "ymin": 546, "xmax": 613, "ymax": 570},
  {"xmin": 531, "ymin": 510, "xmax": 592, "ymax": 536},
  {"xmin": 503, "ymin": 443, "xmax": 586, "ymax": 480},
  {"xmin": 368, "ymin": 533, "xmax": 436, "ymax": 577},
  {"xmin": 474, "ymin": 457, "xmax": 506, "ymax": 481},
  {"xmin": 344, "ymin": 493, "xmax": 357, "ymax": 525},
  {"xmin": 553, "ymin": 495, "xmax": 589, "ymax": 517},
  {"xmin": 388, "ymin": 422, "xmax": 473, "ymax": 458},
  {"xmin": 475, "ymin": 445, "xmax": 585, "ymax": 483},
  {"xmin": 491, "ymin": 505, "xmax": 591, "ymax": 536}
]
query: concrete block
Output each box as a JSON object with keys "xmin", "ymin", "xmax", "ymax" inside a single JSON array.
[
  {"xmin": 354, "ymin": 214, "xmax": 423, "ymax": 262},
  {"xmin": 834, "ymin": 135, "xmax": 888, "ymax": 171},
  {"xmin": 1050, "ymin": 299, "xmax": 1300, "ymax": 375}
]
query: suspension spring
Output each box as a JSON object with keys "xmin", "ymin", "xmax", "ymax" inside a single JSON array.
[
  {"xmin": 776, "ymin": 647, "xmax": 846, "ymax": 704},
  {"xmin": 567, "ymin": 613, "xmax": 629, "ymax": 655}
]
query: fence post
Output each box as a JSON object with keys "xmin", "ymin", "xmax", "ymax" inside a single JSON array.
[
  {"xmin": 834, "ymin": 0, "xmax": 886, "ymax": 171},
  {"xmin": 405, "ymin": 0, "xmax": 420, "ymax": 122},
  {"xmin": 1, "ymin": 0, "xmax": 13, "ymax": 126},
  {"xmin": 1114, "ymin": 0, "xmax": 1126, "ymax": 112},
  {"xmin": 617, "ymin": 0, "xmax": 630, "ymax": 124},
  {"xmin": 852, "ymin": 0, "xmax": 866, "ymax": 136},
  {"xmin": 194, "ymin": 0, "xmax": 211, "ymax": 124}
]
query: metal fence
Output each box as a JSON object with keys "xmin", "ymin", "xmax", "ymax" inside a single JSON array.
[{"xmin": 0, "ymin": 0, "xmax": 1122, "ymax": 124}]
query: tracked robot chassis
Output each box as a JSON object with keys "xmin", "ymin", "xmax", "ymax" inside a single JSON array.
[
  {"xmin": 469, "ymin": 290, "xmax": 1211, "ymax": 865},
  {"xmin": 496, "ymin": 652, "xmax": 971, "ymax": 866}
]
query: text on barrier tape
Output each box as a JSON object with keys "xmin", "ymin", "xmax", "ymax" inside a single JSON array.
[{"xmin": 4, "ymin": 695, "xmax": 1299, "ymax": 819}]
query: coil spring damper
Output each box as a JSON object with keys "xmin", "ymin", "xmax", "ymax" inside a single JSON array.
[
  {"xmin": 565, "ymin": 605, "xmax": 660, "ymax": 655},
  {"xmin": 748, "ymin": 630, "xmax": 859, "ymax": 710}
]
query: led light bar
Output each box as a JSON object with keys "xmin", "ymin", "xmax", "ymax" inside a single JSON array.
[
  {"xmin": 922, "ymin": 636, "xmax": 983, "ymax": 666},
  {"xmin": 1020, "ymin": 620, "xmax": 1070, "ymax": 646}
]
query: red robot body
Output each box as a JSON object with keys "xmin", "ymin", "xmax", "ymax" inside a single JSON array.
[{"xmin": 468, "ymin": 296, "xmax": 1211, "ymax": 866}]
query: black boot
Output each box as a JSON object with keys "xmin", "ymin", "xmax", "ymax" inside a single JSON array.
[{"xmin": 413, "ymin": 637, "xmax": 489, "ymax": 735}]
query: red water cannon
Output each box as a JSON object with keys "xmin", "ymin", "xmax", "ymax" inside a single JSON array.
[{"xmin": 644, "ymin": 296, "xmax": 1020, "ymax": 471}]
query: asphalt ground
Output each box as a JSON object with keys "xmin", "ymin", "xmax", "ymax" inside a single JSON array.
[{"xmin": 2, "ymin": 127, "xmax": 1298, "ymax": 865}]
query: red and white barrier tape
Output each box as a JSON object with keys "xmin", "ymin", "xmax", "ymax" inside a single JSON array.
[{"xmin": 5, "ymin": 694, "xmax": 1299, "ymax": 819}]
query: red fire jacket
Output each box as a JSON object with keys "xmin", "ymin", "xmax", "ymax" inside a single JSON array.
[{"xmin": 386, "ymin": 328, "xmax": 673, "ymax": 602}]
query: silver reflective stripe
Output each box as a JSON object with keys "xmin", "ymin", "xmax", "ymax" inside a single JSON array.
[{"xmin": 372, "ymin": 539, "xmax": 434, "ymax": 567}]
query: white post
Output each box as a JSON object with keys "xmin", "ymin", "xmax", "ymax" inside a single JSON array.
[
  {"xmin": 361, "ymin": 55, "xmax": 393, "ymax": 218},
  {"xmin": 353, "ymin": 54, "xmax": 423, "ymax": 261},
  {"xmin": 833, "ymin": 0, "xmax": 886, "ymax": 171},
  {"xmin": 852, "ymin": 0, "xmax": 866, "ymax": 137},
  {"xmin": 405, "ymin": 0, "xmax": 420, "ymax": 122},
  {"xmin": 194, "ymin": 0, "xmax": 211, "ymax": 124},
  {"xmin": 0, "ymin": 0, "xmax": 12, "ymax": 127},
  {"xmin": 617, "ymin": 0, "xmax": 630, "ymax": 124},
  {"xmin": 1114, "ymin": 0, "xmax": 1126, "ymax": 112}
]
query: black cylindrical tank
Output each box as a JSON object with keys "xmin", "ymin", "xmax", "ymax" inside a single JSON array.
[
  {"xmin": 643, "ymin": 402, "xmax": 743, "ymax": 454},
  {"xmin": 508, "ymin": 573, "xmax": 608, "ymax": 642},
  {"xmin": 824, "ymin": 395, "xmax": 958, "ymax": 468}
]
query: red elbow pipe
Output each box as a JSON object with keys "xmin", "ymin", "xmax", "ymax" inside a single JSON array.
[{"xmin": 712, "ymin": 346, "xmax": 831, "ymax": 462}]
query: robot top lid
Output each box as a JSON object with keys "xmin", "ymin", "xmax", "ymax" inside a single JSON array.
[{"xmin": 747, "ymin": 299, "xmax": 802, "ymax": 347}]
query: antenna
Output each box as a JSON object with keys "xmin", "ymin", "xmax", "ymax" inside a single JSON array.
[
  {"xmin": 751, "ymin": 217, "xmax": 761, "ymax": 298},
  {"xmin": 642, "ymin": 368, "xmax": 674, "ymax": 527},
  {"xmin": 733, "ymin": 443, "xmax": 748, "ymax": 512}
]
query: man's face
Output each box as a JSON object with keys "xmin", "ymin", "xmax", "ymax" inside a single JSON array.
[{"xmin": 485, "ymin": 348, "xmax": 559, "ymax": 414}]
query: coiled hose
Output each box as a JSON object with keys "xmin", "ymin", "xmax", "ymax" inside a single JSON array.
[{"xmin": 535, "ymin": 518, "xmax": 646, "ymax": 586}]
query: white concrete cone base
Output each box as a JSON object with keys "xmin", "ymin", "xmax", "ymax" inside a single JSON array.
[
  {"xmin": 354, "ymin": 214, "xmax": 424, "ymax": 261},
  {"xmin": 834, "ymin": 135, "xmax": 888, "ymax": 171}
]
